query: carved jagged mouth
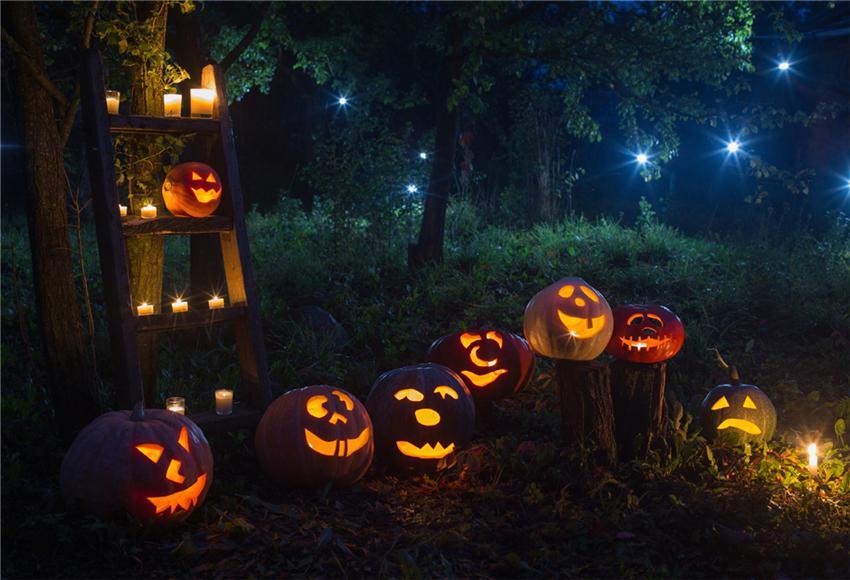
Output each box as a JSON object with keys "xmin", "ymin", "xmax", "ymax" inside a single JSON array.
[
  {"xmin": 717, "ymin": 418, "xmax": 762, "ymax": 435},
  {"xmin": 305, "ymin": 427, "xmax": 370, "ymax": 457},
  {"xmin": 461, "ymin": 369, "xmax": 508, "ymax": 387},
  {"xmin": 618, "ymin": 335, "xmax": 671, "ymax": 351},
  {"xmin": 396, "ymin": 440, "xmax": 455, "ymax": 459},
  {"xmin": 147, "ymin": 474, "xmax": 207, "ymax": 515},
  {"xmin": 190, "ymin": 187, "xmax": 222, "ymax": 203},
  {"xmin": 557, "ymin": 311, "xmax": 607, "ymax": 339}
]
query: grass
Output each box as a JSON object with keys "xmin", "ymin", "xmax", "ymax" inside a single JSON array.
[{"xmin": 2, "ymin": 199, "xmax": 849, "ymax": 577}]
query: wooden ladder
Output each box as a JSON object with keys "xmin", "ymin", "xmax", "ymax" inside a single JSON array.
[{"xmin": 80, "ymin": 49, "xmax": 272, "ymax": 431}]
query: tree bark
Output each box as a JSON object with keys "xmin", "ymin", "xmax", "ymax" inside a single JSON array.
[
  {"xmin": 610, "ymin": 361, "xmax": 667, "ymax": 461},
  {"xmin": 7, "ymin": 2, "xmax": 99, "ymax": 438},
  {"xmin": 555, "ymin": 360, "xmax": 617, "ymax": 466}
]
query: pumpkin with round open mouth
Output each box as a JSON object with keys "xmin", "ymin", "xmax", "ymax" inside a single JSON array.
[
  {"xmin": 605, "ymin": 304, "xmax": 685, "ymax": 363},
  {"xmin": 162, "ymin": 162, "xmax": 223, "ymax": 217}
]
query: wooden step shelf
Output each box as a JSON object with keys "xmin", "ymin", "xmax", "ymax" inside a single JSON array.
[
  {"xmin": 108, "ymin": 114, "xmax": 219, "ymax": 135},
  {"xmin": 121, "ymin": 215, "xmax": 233, "ymax": 236},
  {"xmin": 135, "ymin": 305, "xmax": 247, "ymax": 334},
  {"xmin": 188, "ymin": 404, "xmax": 263, "ymax": 433}
]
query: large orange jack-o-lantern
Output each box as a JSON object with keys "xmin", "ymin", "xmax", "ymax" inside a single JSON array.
[
  {"xmin": 523, "ymin": 277, "xmax": 613, "ymax": 360},
  {"xmin": 60, "ymin": 405, "xmax": 213, "ymax": 523},
  {"xmin": 426, "ymin": 329, "xmax": 535, "ymax": 404},
  {"xmin": 162, "ymin": 162, "xmax": 223, "ymax": 217},
  {"xmin": 605, "ymin": 304, "xmax": 685, "ymax": 363},
  {"xmin": 366, "ymin": 363, "xmax": 475, "ymax": 473},
  {"xmin": 255, "ymin": 385, "xmax": 373, "ymax": 488}
]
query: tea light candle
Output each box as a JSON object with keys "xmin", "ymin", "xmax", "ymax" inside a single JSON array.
[
  {"xmin": 118, "ymin": 204, "xmax": 128, "ymax": 217},
  {"xmin": 164, "ymin": 93, "xmax": 182, "ymax": 117},
  {"xmin": 215, "ymin": 389, "xmax": 233, "ymax": 416},
  {"xmin": 140, "ymin": 204, "xmax": 157, "ymax": 219},
  {"xmin": 807, "ymin": 443, "xmax": 818, "ymax": 475},
  {"xmin": 105, "ymin": 90, "xmax": 120, "ymax": 114},
  {"xmin": 171, "ymin": 298, "xmax": 188, "ymax": 313},
  {"xmin": 166, "ymin": 396, "xmax": 185, "ymax": 415},
  {"xmin": 137, "ymin": 301, "xmax": 154, "ymax": 316},
  {"xmin": 190, "ymin": 88, "xmax": 215, "ymax": 118},
  {"xmin": 208, "ymin": 295, "xmax": 225, "ymax": 310}
]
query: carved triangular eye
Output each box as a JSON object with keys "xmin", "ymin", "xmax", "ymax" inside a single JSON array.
[
  {"xmin": 206, "ymin": 173, "xmax": 217, "ymax": 183},
  {"xmin": 711, "ymin": 396, "xmax": 730, "ymax": 411},
  {"xmin": 136, "ymin": 443, "xmax": 164, "ymax": 463},
  {"xmin": 743, "ymin": 395, "xmax": 757, "ymax": 409},
  {"xmin": 177, "ymin": 426, "xmax": 190, "ymax": 452},
  {"xmin": 191, "ymin": 171, "xmax": 202, "ymax": 181}
]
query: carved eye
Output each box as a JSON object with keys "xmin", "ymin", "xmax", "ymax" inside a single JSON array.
[
  {"xmin": 460, "ymin": 332, "xmax": 481, "ymax": 348},
  {"xmin": 485, "ymin": 330, "xmax": 503, "ymax": 348},
  {"xmin": 579, "ymin": 285, "xmax": 600, "ymax": 303},
  {"xmin": 306, "ymin": 395, "xmax": 329, "ymax": 418},
  {"xmin": 191, "ymin": 171, "xmax": 202, "ymax": 181},
  {"xmin": 394, "ymin": 389, "xmax": 424, "ymax": 402},
  {"xmin": 177, "ymin": 426, "xmax": 190, "ymax": 452},
  {"xmin": 627, "ymin": 314, "xmax": 645, "ymax": 326},
  {"xmin": 743, "ymin": 395, "xmax": 757, "ymax": 409},
  {"xmin": 332, "ymin": 390, "xmax": 355, "ymax": 411},
  {"xmin": 711, "ymin": 396, "xmax": 730, "ymax": 411},
  {"xmin": 206, "ymin": 173, "xmax": 217, "ymax": 183},
  {"xmin": 646, "ymin": 313, "xmax": 664, "ymax": 327},
  {"xmin": 558, "ymin": 285, "xmax": 575, "ymax": 298},
  {"xmin": 136, "ymin": 443, "xmax": 164, "ymax": 463},
  {"xmin": 434, "ymin": 385, "xmax": 459, "ymax": 400}
]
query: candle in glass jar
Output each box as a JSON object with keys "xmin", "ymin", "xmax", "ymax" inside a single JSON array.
[
  {"xmin": 140, "ymin": 204, "xmax": 157, "ymax": 219},
  {"xmin": 166, "ymin": 396, "xmax": 185, "ymax": 415},
  {"xmin": 208, "ymin": 295, "xmax": 225, "ymax": 310},
  {"xmin": 190, "ymin": 88, "xmax": 215, "ymax": 118},
  {"xmin": 118, "ymin": 204, "xmax": 128, "ymax": 217},
  {"xmin": 137, "ymin": 301, "xmax": 154, "ymax": 316},
  {"xmin": 105, "ymin": 90, "xmax": 120, "ymax": 114},
  {"xmin": 164, "ymin": 93, "xmax": 182, "ymax": 117},
  {"xmin": 171, "ymin": 298, "xmax": 188, "ymax": 313},
  {"xmin": 215, "ymin": 389, "xmax": 233, "ymax": 416}
]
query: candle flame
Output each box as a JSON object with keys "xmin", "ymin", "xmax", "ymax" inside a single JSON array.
[{"xmin": 807, "ymin": 443, "xmax": 818, "ymax": 470}]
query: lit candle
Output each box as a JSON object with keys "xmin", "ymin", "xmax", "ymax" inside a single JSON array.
[
  {"xmin": 190, "ymin": 88, "xmax": 215, "ymax": 118},
  {"xmin": 118, "ymin": 204, "xmax": 128, "ymax": 217},
  {"xmin": 166, "ymin": 396, "xmax": 185, "ymax": 415},
  {"xmin": 140, "ymin": 204, "xmax": 157, "ymax": 219},
  {"xmin": 171, "ymin": 298, "xmax": 188, "ymax": 313},
  {"xmin": 163, "ymin": 93, "xmax": 182, "ymax": 117},
  {"xmin": 136, "ymin": 301, "xmax": 154, "ymax": 316},
  {"xmin": 807, "ymin": 443, "xmax": 818, "ymax": 475},
  {"xmin": 215, "ymin": 389, "xmax": 233, "ymax": 416},
  {"xmin": 208, "ymin": 295, "xmax": 225, "ymax": 310},
  {"xmin": 105, "ymin": 90, "xmax": 120, "ymax": 114}
]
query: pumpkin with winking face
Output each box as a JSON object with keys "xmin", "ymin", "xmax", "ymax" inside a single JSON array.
[{"xmin": 162, "ymin": 162, "xmax": 223, "ymax": 217}]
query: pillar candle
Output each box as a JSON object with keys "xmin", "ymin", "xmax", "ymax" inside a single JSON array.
[
  {"xmin": 137, "ymin": 302, "xmax": 154, "ymax": 316},
  {"xmin": 171, "ymin": 298, "xmax": 188, "ymax": 313},
  {"xmin": 190, "ymin": 88, "xmax": 215, "ymax": 118},
  {"xmin": 164, "ymin": 93, "xmax": 182, "ymax": 117},
  {"xmin": 105, "ymin": 90, "xmax": 120, "ymax": 114},
  {"xmin": 118, "ymin": 204, "xmax": 127, "ymax": 217},
  {"xmin": 215, "ymin": 389, "xmax": 233, "ymax": 416},
  {"xmin": 166, "ymin": 396, "xmax": 185, "ymax": 415},
  {"xmin": 208, "ymin": 296, "xmax": 225, "ymax": 310},
  {"xmin": 140, "ymin": 204, "xmax": 157, "ymax": 219}
]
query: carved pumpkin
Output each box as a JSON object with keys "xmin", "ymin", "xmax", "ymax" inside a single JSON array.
[
  {"xmin": 426, "ymin": 329, "xmax": 535, "ymax": 404},
  {"xmin": 523, "ymin": 277, "xmax": 613, "ymax": 360},
  {"xmin": 605, "ymin": 304, "xmax": 685, "ymax": 363},
  {"xmin": 162, "ymin": 162, "xmax": 223, "ymax": 217},
  {"xmin": 60, "ymin": 405, "xmax": 213, "ymax": 523},
  {"xmin": 366, "ymin": 363, "xmax": 475, "ymax": 473},
  {"xmin": 700, "ymin": 369, "xmax": 776, "ymax": 445},
  {"xmin": 255, "ymin": 385, "xmax": 373, "ymax": 487}
]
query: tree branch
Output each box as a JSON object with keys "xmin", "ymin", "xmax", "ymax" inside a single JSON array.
[
  {"xmin": 59, "ymin": 0, "xmax": 99, "ymax": 149},
  {"xmin": 219, "ymin": 2, "xmax": 271, "ymax": 72},
  {"xmin": 1, "ymin": 27, "xmax": 68, "ymax": 110}
]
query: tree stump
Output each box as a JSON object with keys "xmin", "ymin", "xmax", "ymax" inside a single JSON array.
[
  {"xmin": 610, "ymin": 360, "xmax": 667, "ymax": 461},
  {"xmin": 555, "ymin": 360, "xmax": 617, "ymax": 466}
]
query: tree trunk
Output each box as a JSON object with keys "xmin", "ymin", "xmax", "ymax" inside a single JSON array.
[
  {"xmin": 408, "ymin": 22, "xmax": 463, "ymax": 269},
  {"xmin": 610, "ymin": 361, "xmax": 667, "ymax": 461},
  {"xmin": 555, "ymin": 360, "xmax": 617, "ymax": 467},
  {"xmin": 7, "ymin": 2, "xmax": 99, "ymax": 438}
]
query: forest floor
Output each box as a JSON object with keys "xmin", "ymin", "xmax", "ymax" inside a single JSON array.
[{"xmin": 3, "ymin": 203, "xmax": 849, "ymax": 578}]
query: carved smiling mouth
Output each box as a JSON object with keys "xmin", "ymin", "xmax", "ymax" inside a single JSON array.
[
  {"xmin": 396, "ymin": 441, "xmax": 455, "ymax": 459},
  {"xmin": 305, "ymin": 427, "xmax": 371, "ymax": 457},
  {"xmin": 717, "ymin": 418, "xmax": 762, "ymax": 435},
  {"xmin": 557, "ymin": 311, "xmax": 607, "ymax": 339},
  {"xmin": 618, "ymin": 335, "xmax": 671, "ymax": 351},
  {"xmin": 190, "ymin": 187, "xmax": 221, "ymax": 203},
  {"xmin": 146, "ymin": 474, "xmax": 207, "ymax": 515},
  {"xmin": 461, "ymin": 369, "xmax": 508, "ymax": 387}
]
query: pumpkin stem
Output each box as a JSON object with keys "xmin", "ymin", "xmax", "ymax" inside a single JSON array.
[
  {"xmin": 729, "ymin": 366, "xmax": 741, "ymax": 385},
  {"xmin": 130, "ymin": 402, "xmax": 145, "ymax": 421}
]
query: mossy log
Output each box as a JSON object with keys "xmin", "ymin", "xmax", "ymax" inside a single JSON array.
[
  {"xmin": 555, "ymin": 360, "xmax": 617, "ymax": 466},
  {"xmin": 610, "ymin": 360, "xmax": 667, "ymax": 460}
]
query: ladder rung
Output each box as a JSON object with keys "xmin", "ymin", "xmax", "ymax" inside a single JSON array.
[
  {"xmin": 109, "ymin": 114, "xmax": 219, "ymax": 135},
  {"xmin": 188, "ymin": 404, "xmax": 264, "ymax": 433},
  {"xmin": 122, "ymin": 215, "xmax": 233, "ymax": 236},
  {"xmin": 135, "ymin": 305, "xmax": 247, "ymax": 334}
]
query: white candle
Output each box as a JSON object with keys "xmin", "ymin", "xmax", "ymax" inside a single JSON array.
[
  {"xmin": 171, "ymin": 298, "xmax": 188, "ymax": 313},
  {"xmin": 137, "ymin": 302, "xmax": 154, "ymax": 316},
  {"xmin": 166, "ymin": 396, "xmax": 185, "ymax": 415},
  {"xmin": 105, "ymin": 90, "xmax": 120, "ymax": 114},
  {"xmin": 118, "ymin": 204, "xmax": 128, "ymax": 217},
  {"xmin": 208, "ymin": 295, "xmax": 225, "ymax": 310},
  {"xmin": 140, "ymin": 204, "xmax": 157, "ymax": 219},
  {"xmin": 215, "ymin": 389, "xmax": 233, "ymax": 416},
  {"xmin": 190, "ymin": 88, "xmax": 215, "ymax": 118},
  {"xmin": 807, "ymin": 443, "xmax": 818, "ymax": 474},
  {"xmin": 164, "ymin": 93, "xmax": 182, "ymax": 117}
]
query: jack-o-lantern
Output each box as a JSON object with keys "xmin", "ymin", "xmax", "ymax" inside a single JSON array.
[
  {"xmin": 255, "ymin": 385, "xmax": 373, "ymax": 487},
  {"xmin": 366, "ymin": 363, "xmax": 475, "ymax": 473},
  {"xmin": 523, "ymin": 277, "xmax": 613, "ymax": 360},
  {"xmin": 162, "ymin": 162, "xmax": 223, "ymax": 217},
  {"xmin": 605, "ymin": 304, "xmax": 685, "ymax": 363},
  {"xmin": 700, "ymin": 369, "xmax": 776, "ymax": 445},
  {"xmin": 60, "ymin": 405, "xmax": 213, "ymax": 523},
  {"xmin": 426, "ymin": 329, "xmax": 535, "ymax": 404}
]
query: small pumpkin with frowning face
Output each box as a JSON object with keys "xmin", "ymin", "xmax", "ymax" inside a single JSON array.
[
  {"xmin": 162, "ymin": 162, "xmax": 223, "ymax": 217},
  {"xmin": 366, "ymin": 364, "xmax": 475, "ymax": 473},
  {"xmin": 700, "ymin": 369, "xmax": 776, "ymax": 445},
  {"xmin": 523, "ymin": 277, "xmax": 613, "ymax": 360},
  {"xmin": 255, "ymin": 386, "xmax": 373, "ymax": 488},
  {"xmin": 605, "ymin": 304, "xmax": 685, "ymax": 364},
  {"xmin": 426, "ymin": 329, "xmax": 535, "ymax": 404}
]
